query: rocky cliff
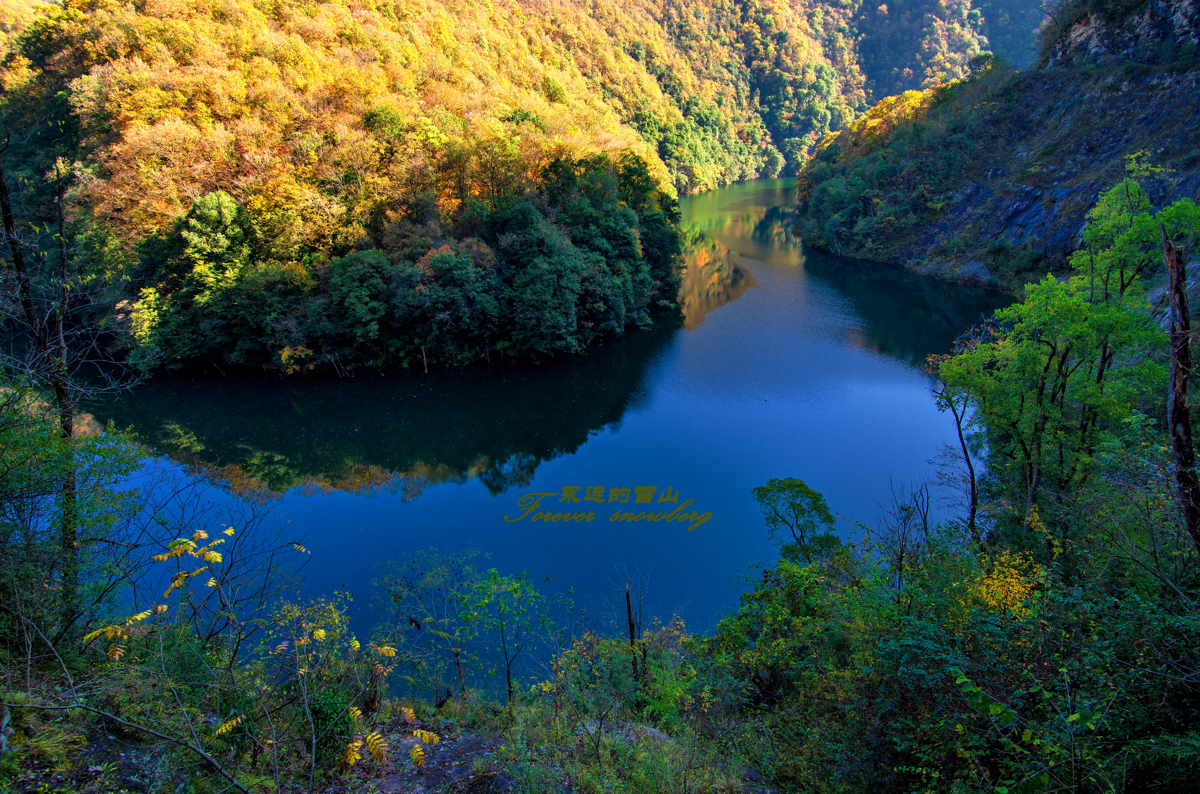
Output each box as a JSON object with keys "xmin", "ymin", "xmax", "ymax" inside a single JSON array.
[
  {"xmin": 797, "ymin": 0, "xmax": 1200, "ymax": 291},
  {"xmin": 908, "ymin": 66, "xmax": 1200, "ymax": 285},
  {"xmin": 1046, "ymin": 0, "xmax": 1199, "ymax": 67}
]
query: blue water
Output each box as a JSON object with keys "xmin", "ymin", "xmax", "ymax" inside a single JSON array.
[{"xmin": 95, "ymin": 179, "xmax": 1006, "ymax": 632}]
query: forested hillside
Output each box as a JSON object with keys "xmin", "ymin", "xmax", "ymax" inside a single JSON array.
[
  {"xmin": 0, "ymin": 0, "xmax": 1042, "ymax": 373},
  {"xmin": 798, "ymin": 0, "xmax": 1200, "ymax": 288}
]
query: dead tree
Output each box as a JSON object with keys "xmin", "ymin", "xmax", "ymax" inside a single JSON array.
[
  {"xmin": 1163, "ymin": 226, "xmax": 1200, "ymax": 557},
  {"xmin": 1, "ymin": 124, "xmax": 140, "ymax": 637}
]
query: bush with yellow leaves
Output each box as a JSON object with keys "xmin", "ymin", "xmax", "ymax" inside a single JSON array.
[
  {"xmin": 72, "ymin": 526, "xmax": 398, "ymax": 791},
  {"xmin": 948, "ymin": 548, "xmax": 1045, "ymax": 626}
]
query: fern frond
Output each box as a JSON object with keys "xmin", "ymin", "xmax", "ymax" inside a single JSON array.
[
  {"xmin": 409, "ymin": 743, "xmax": 425, "ymax": 769},
  {"xmin": 214, "ymin": 714, "xmax": 243, "ymax": 737},
  {"xmin": 364, "ymin": 730, "xmax": 388, "ymax": 762},
  {"xmin": 413, "ymin": 729, "xmax": 440, "ymax": 746}
]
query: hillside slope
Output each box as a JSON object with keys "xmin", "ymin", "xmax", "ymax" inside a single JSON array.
[
  {"xmin": 797, "ymin": 0, "xmax": 1200, "ymax": 288},
  {"xmin": 0, "ymin": 0, "xmax": 1038, "ymax": 372}
]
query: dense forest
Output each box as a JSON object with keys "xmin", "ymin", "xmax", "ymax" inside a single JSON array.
[{"xmin": 0, "ymin": 0, "xmax": 1043, "ymax": 373}]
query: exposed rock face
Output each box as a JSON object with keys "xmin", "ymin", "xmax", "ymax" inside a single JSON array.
[
  {"xmin": 1047, "ymin": 0, "xmax": 1200, "ymax": 67},
  {"xmin": 797, "ymin": 0, "xmax": 1200, "ymax": 291},
  {"xmin": 907, "ymin": 67, "xmax": 1200, "ymax": 285}
]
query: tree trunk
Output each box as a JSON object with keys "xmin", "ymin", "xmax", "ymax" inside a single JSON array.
[
  {"xmin": 453, "ymin": 647, "xmax": 465, "ymax": 698},
  {"xmin": 1, "ymin": 139, "xmax": 79, "ymax": 633},
  {"xmin": 625, "ymin": 578, "xmax": 639, "ymax": 683},
  {"xmin": 497, "ymin": 601, "xmax": 513, "ymax": 703},
  {"xmin": 54, "ymin": 170, "xmax": 78, "ymax": 635},
  {"xmin": 1164, "ymin": 227, "xmax": 1200, "ymax": 557},
  {"xmin": 928, "ymin": 356, "xmax": 981, "ymax": 544},
  {"xmin": 0, "ymin": 140, "xmax": 47, "ymax": 360},
  {"xmin": 947, "ymin": 391, "xmax": 979, "ymax": 544}
]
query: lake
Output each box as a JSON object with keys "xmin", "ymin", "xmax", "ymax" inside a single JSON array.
[{"xmin": 93, "ymin": 178, "xmax": 1007, "ymax": 632}]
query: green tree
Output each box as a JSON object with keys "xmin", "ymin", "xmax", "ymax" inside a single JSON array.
[
  {"xmin": 751, "ymin": 477, "xmax": 840, "ymax": 564},
  {"xmin": 327, "ymin": 249, "xmax": 391, "ymax": 348},
  {"xmin": 461, "ymin": 569, "xmax": 544, "ymax": 703},
  {"xmin": 132, "ymin": 191, "xmax": 255, "ymax": 363},
  {"xmin": 179, "ymin": 191, "xmax": 252, "ymax": 303},
  {"xmin": 942, "ymin": 179, "xmax": 1194, "ymax": 515},
  {"xmin": 942, "ymin": 275, "xmax": 1159, "ymax": 512},
  {"xmin": 1069, "ymin": 176, "xmax": 1200, "ymax": 304},
  {"xmin": 362, "ymin": 105, "xmax": 406, "ymax": 141}
]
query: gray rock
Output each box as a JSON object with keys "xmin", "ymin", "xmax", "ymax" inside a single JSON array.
[{"xmin": 959, "ymin": 260, "xmax": 992, "ymax": 283}]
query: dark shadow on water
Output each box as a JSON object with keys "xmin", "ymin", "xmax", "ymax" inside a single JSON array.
[
  {"xmin": 94, "ymin": 178, "xmax": 1011, "ymax": 499},
  {"xmin": 801, "ymin": 247, "xmax": 1010, "ymax": 367},
  {"xmin": 91, "ymin": 320, "xmax": 681, "ymax": 496}
]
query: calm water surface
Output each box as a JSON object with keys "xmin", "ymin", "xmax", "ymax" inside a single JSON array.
[{"xmin": 94, "ymin": 179, "xmax": 1006, "ymax": 630}]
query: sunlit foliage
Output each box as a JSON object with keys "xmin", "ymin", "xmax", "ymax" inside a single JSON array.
[{"xmin": 0, "ymin": 0, "xmax": 1032, "ymax": 371}]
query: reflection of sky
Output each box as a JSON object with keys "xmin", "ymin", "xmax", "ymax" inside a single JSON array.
[{"xmin": 287, "ymin": 180, "xmax": 986, "ymax": 634}]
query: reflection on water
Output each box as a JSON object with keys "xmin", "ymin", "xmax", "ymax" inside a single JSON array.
[
  {"xmin": 95, "ymin": 179, "xmax": 1005, "ymax": 500},
  {"xmin": 94, "ymin": 324, "xmax": 678, "ymax": 496},
  {"xmin": 678, "ymin": 229, "xmax": 754, "ymax": 330},
  {"xmin": 677, "ymin": 179, "xmax": 1006, "ymax": 364},
  {"xmin": 93, "ymin": 178, "xmax": 1013, "ymax": 631},
  {"xmin": 676, "ymin": 185, "xmax": 797, "ymax": 329}
]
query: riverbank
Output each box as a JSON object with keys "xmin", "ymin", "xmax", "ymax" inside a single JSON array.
[
  {"xmin": 795, "ymin": 62, "xmax": 1200, "ymax": 293},
  {"xmin": 4, "ymin": 173, "xmax": 1197, "ymax": 794}
]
